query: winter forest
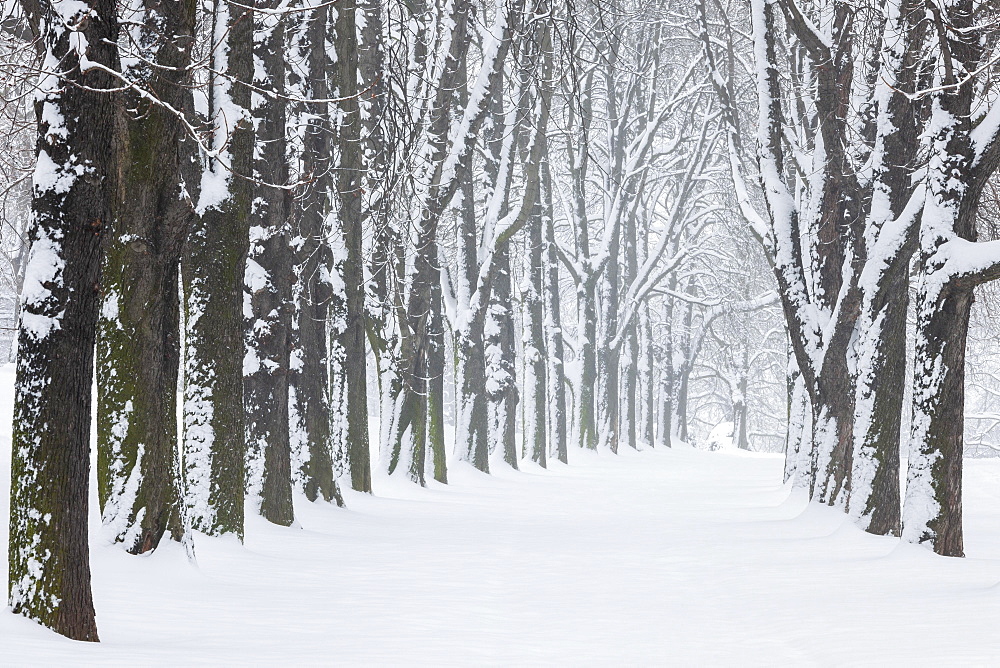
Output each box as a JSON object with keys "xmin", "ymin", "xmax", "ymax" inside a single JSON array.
[{"xmin": 6, "ymin": 0, "xmax": 1000, "ymax": 661}]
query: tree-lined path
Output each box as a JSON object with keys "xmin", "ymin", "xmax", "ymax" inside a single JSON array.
[{"xmin": 5, "ymin": 392, "xmax": 1000, "ymax": 664}]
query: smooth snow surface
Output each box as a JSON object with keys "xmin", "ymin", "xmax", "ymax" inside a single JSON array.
[{"xmin": 4, "ymin": 382, "xmax": 1000, "ymax": 662}]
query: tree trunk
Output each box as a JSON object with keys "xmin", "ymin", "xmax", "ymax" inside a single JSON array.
[
  {"xmin": 454, "ymin": 322, "xmax": 489, "ymax": 472},
  {"xmin": 902, "ymin": 2, "xmax": 981, "ymax": 554},
  {"xmin": 542, "ymin": 151, "xmax": 567, "ymax": 464},
  {"xmin": 427, "ymin": 277, "xmax": 447, "ymax": 483},
  {"xmin": 904, "ymin": 281, "xmax": 971, "ymax": 557},
  {"xmin": 657, "ymin": 284, "xmax": 675, "ymax": 447},
  {"xmin": 525, "ymin": 169, "xmax": 547, "ymax": 466},
  {"xmin": 334, "ymin": 0, "xmax": 372, "ymax": 494},
  {"xmin": 244, "ymin": 5, "xmax": 294, "ymax": 527},
  {"xmin": 850, "ymin": 257, "xmax": 907, "ymax": 533},
  {"xmin": 673, "ymin": 291, "xmax": 694, "ymax": 443},
  {"xmin": 390, "ymin": 0, "xmax": 466, "ymax": 479},
  {"xmin": 9, "ymin": 0, "xmax": 118, "ymax": 640},
  {"xmin": 97, "ymin": 0, "xmax": 195, "ymax": 553},
  {"xmin": 849, "ymin": 0, "xmax": 926, "ymax": 536},
  {"xmin": 642, "ymin": 305, "xmax": 656, "ymax": 446},
  {"xmin": 487, "ymin": 246, "xmax": 519, "ymax": 469},
  {"xmin": 183, "ymin": 0, "xmax": 254, "ymax": 539},
  {"xmin": 597, "ymin": 234, "xmax": 620, "ymax": 453},
  {"xmin": 289, "ymin": 2, "xmax": 342, "ymax": 506},
  {"xmin": 784, "ymin": 364, "xmax": 810, "ymax": 486},
  {"xmin": 578, "ymin": 280, "xmax": 598, "ymax": 450},
  {"xmin": 453, "ymin": 26, "xmax": 493, "ymax": 473},
  {"xmin": 621, "ymin": 207, "xmax": 640, "ymax": 451},
  {"xmin": 733, "ymin": 347, "xmax": 749, "ymax": 451}
]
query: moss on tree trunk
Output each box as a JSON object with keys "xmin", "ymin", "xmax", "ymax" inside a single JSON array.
[
  {"xmin": 97, "ymin": 0, "xmax": 196, "ymax": 555},
  {"xmin": 182, "ymin": 0, "xmax": 253, "ymax": 539},
  {"xmin": 9, "ymin": 0, "xmax": 118, "ymax": 641}
]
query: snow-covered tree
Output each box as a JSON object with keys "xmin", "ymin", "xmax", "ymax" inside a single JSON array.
[
  {"xmin": 9, "ymin": 0, "xmax": 118, "ymax": 640},
  {"xmin": 183, "ymin": 0, "xmax": 254, "ymax": 539}
]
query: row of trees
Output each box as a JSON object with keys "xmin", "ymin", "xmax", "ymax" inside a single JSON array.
[
  {"xmin": 6, "ymin": 0, "xmax": 789, "ymax": 642},
  {"xmin": 701, "ymin": 0, "xmax": 1000, "ymax": 557},
  {"xmin": 17, "ymin": 0, "xmax": 1000, "ymax": 646}
]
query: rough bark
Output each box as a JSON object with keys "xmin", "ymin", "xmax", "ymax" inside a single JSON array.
[
  {"xmin": 9, "ymin": 0, "xmax": 118, "ymax": 641},
  {"xmin": 621, "ymin": 205, "xmax": 640, "ymax": 451},
  {"xmin": 486, "ymin": 246, "xmax": 519, "ymax": 469},
  {"xmin": 849, "ymin": 0, "xmax": 927, "ymax": 537},
  {"xmin": 97, "ymin": 0, "xmax": 195, "ymax": 553},
  {"xmin": 388, "ymin": 0, "xmax": 472, "ymax": 481},
  {"xmin": 427, "ymin": 276, "xmax": 447, "ymax": 483},
  {"xmin": 391, "ymin": 0, "xmax": 515, "ymax": 477},
  {"xmin": 657, "ymin": 276, "xmax": 677, "ymax": 447},
  {"xmin": 525, "ymin": 171, "xmax": 547, "ymax": 466},
  {"xmin": 183, "ymin": 0, "xmax": 254, "ymax": 539},
  {"xmin": 334, "ymin": 0, "xmax": 372, "ymax": 493},
  {"xmin": 244, "ymin": 5, "xmax": 294, "ymax": 527},
  {"xmin": 642, "ymin": 305, "xmax": 656, "ymax": 447},
  {"xmin": 452, "ymin": 19, "xmax": 489, "ymax": 472},
  {"xmin": 902, "ymin": 0, "xmax": 991, "ymax": 557},
  {"xmin": 290, "ymin": 0, "xmax": 342, "ymax": 506},
  {"xmin": 542, "ymin": 146, "xmax": 567, "ymax": 464}
]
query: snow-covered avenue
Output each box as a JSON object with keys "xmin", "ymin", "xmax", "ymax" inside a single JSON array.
[{"xmin": 6, "ymin": 437, "xmax": 1000, "ymax": 664}]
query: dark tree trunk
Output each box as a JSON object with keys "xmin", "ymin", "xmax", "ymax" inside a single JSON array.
[
  {"xmin": 578, "ymin": 279, "xmax": 598, "ymax": 450},
  {"xmin": 389, "ymin": 0, "xmax": 469, "ymax": 478},
  {"xmin": 621, "ymin": 207, "xmax": 640, "ymax": 451},
  {"xmin": 597, "ymin": 228, "xmax": 620, "ymax": 453},
  {"xmin": 334, "ymin": 0, "xmax": 372, "ymax": 494},
  {"xmin": 849, "ymin": 0, "xmax": 927, "ymax": 536},
  {"xmin": 526, "ymin": 169, "xmax": 547, "ymax": 467},
  {"xmin": 359, "ymin": 0, "xmax": 412, "ymax": 484},
  {"xmin": 487, "ymin": 246, "xmax": 519, "ymax": 469},
  {"xmin": 183, "ymin": 0, "xmax": 254, "ymax": 539},
  {"xmin": 542, "ymin": 148, "xmax": 567, "ymax": 464},
  {"xmin": 906, "ymin": 283, "xmax": 972, "ymax": 557},
  {"xmin": 359, "ymin": 0, "xmax": 395, "ymax": 331},
  {"xmin": 427, "ymin": 277, "xmax": 447, "ymax": 483},
  {"xmin": 454, "ymin": 25, "xmax": 491, "ymax": 473},
  {"xmin": 97, "ymin": 0, "xmax": 195, "ymax": 553},
  {"xmin": 674, "ymin": 290, "xmax": 694, "ymax": 443},
  {"xmin": 391, "ymin": 0, "xmax": 512, "ymax": 477},
  {"xmin": 903, "ymin": 0, "xmax": 986, "ymax": 556},
  {"xmin": 290, "ymin": 1, "xmax": 342, "ymax": 506},
  {"xmin": 643, "ymin": 305, "xmax": 656, "ymax": 446},
  {"xmin": 657, "ymin": 280, "xmax": 676, "ymax": 447},
  {"xmin": 8, "ymin": 0, "xmax": 119, "ymax": 641},
  {"xmin": 245, "ymin": 5, "xmax": 294, "ymax": 527},
  {"xmin": 851, "ymin": 258, "xmax": 907, "ymax": 534}
]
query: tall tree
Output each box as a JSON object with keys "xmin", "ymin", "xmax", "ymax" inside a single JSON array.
[
  {"xmin": 8, "ymin": 0, "xmax": 118, "ymax": 641},
  {"xmin": 183, "ymin": 0, "xmax": 254, "ymax": 538},
  {"xmin": 244, "ymin": 3, "xmax": 294, "ymax": 526},
  {"xmin": 289, "ymin": 0, "xmax": 343, "ymax": 506},
  {"xmin": 97, "ymin": 0, "xmax": 197, "ymax": 553},
  {"xmin": 334, "ymin": 0, "xmax": 372, "ymax": 493},
  {"xmin": 848, "ymin": 0, "xmax": 927, "ymax": 537},
  {"xmin": 541, "ymin": 137, "xmax": 567, "ymax": 464},
  {"xmin": 902, "ymin": 0, "xmax": 1000, "ymax": 557}
]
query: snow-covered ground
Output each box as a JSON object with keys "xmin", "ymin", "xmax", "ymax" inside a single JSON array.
[{"xmin": 4, "ymin": 369, "xmax": 1000, "ymax": 664}]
